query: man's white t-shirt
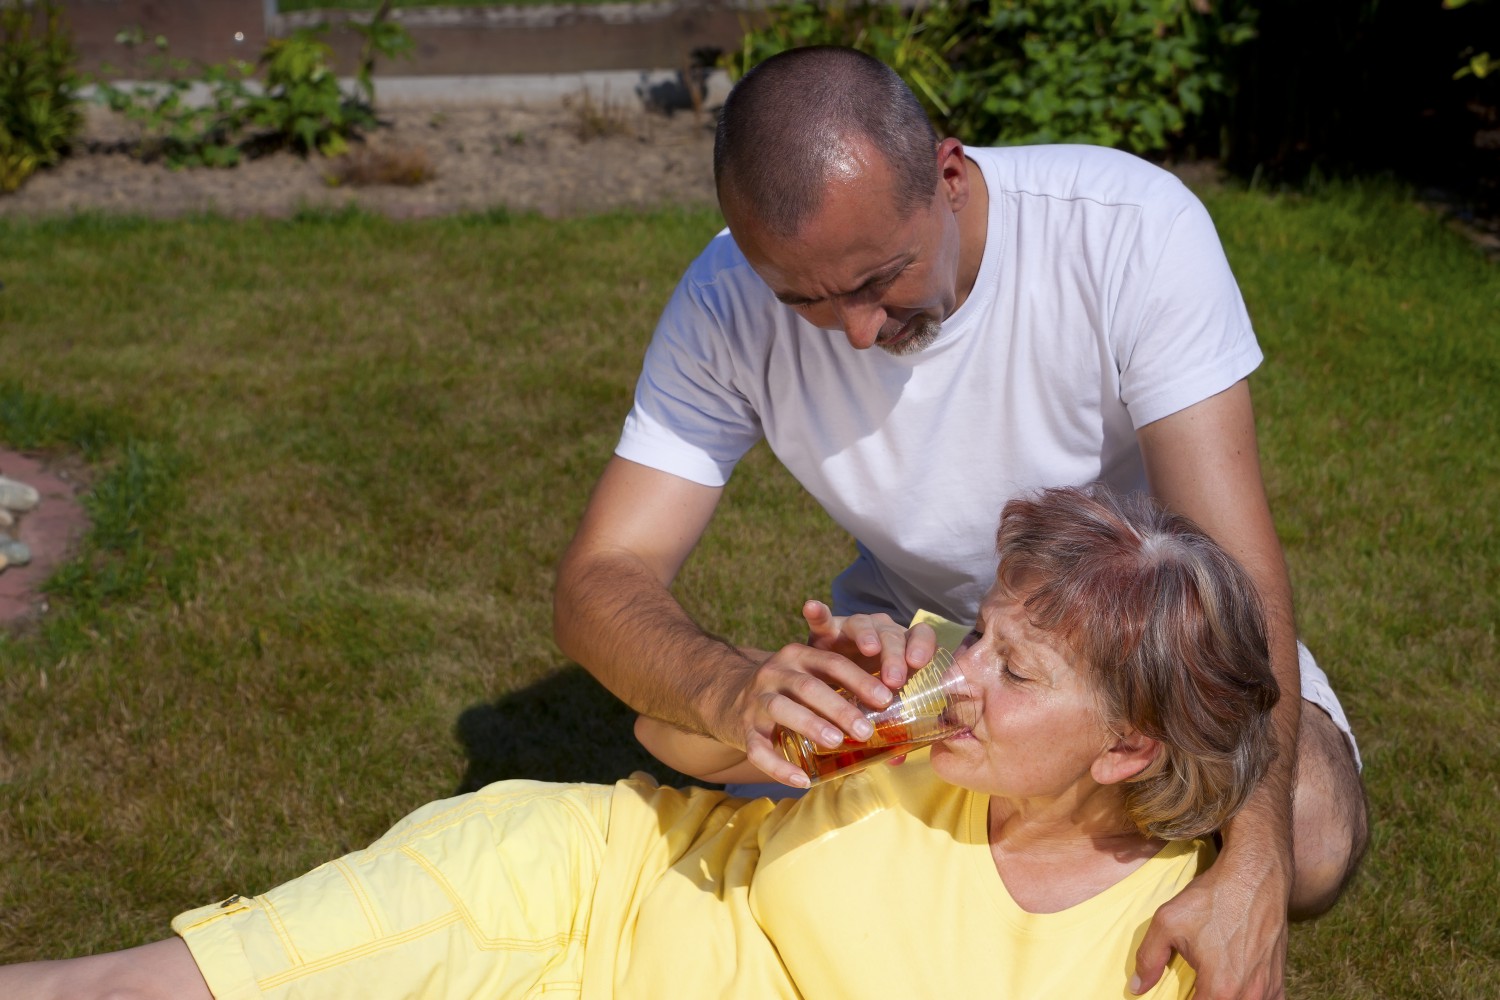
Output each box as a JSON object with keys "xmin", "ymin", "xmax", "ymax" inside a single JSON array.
[{"xmin": 616, "ymin": 144, "xmax": 1263, "ymax": 625}]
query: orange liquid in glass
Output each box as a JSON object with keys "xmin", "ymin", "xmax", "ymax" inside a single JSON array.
[{"xmin": 776, "ymin": 721, "xmax": 931, "ymax": 784}]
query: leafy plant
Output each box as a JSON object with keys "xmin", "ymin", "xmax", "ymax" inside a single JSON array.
[
  {"xmin": 0, "ymin": 0, "xmax": 83, "ymax": 192},
  {"xmin": 351, "ymin": 0, "xmax": 415, "ymax": 104},
  {"xmin": 943, "ymin": 0, "xmax": 1256, "ymax": 154},
  {"xmin": 727, "ymin": 1, "xmax": 957, "ymax": 114},
  {"xmin": 1446, "ymin": 0, "xmax": 1494, "ymax": 80},
  {"xmin": 245, "ymin": 27, "xmax": 367, "ymax": 157},
  {"xmin": 730, "ymin": 0, "xmax": 1257, "ymax": 157},
  {"xmin": 89, "ymin": 3, "xmax": 413, "ymax": 168},
  {"xmin": 91, "ymin": 29, "xmax": 257, "ymax": 168}
]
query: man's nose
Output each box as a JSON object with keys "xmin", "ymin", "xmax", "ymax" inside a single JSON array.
[{"xmin": 832, "ymin": 298, "xmax": 886, "ymax": 350}]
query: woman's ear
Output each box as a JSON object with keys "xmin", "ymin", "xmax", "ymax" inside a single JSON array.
[{"xmin": 1091, "ymin": 728, "xmax": 1160, "ymax": 785}]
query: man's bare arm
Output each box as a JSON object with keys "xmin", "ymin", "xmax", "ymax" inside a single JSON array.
[
  {"xmin": 1133, "ymin": 378, "xmax": 1297, "ymax": 1000},
  {"xmin": 553, "ymin": 456, "xmax": 754, "ymax": 741},
  {"xmin": 554, "ymin": 458, "xmax": 897, "ymax": 776}
]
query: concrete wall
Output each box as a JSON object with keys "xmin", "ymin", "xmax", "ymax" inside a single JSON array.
[{"xmin": 59, "ymin": 1, "xmax": 762, "ymax": 78}]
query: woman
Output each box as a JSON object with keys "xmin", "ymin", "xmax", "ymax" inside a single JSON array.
[{"xmin": 0, "ymin": 484, "xmax": 1278, "ymax": 1000}]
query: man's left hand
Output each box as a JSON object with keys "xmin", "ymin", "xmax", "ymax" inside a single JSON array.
[
  {"xmin": 801, "ymin": 600, "xmax": 936, "ymax": 689},
  {"xmin": 1131, "ymin": 849, "xmax": 1290, "ymax": 1000}
]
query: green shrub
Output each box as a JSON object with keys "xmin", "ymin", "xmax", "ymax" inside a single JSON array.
[
  {"xmin": 0, "ymin": 0, "xmax": 83, "ymax": 192},
  {"xmin": 730, "ymin": 0, "xmax": 1256, "ymax": 157},
  {"xmin": 91, "ymin": 28, "xmax": 256, "ymax": 168},
  {"xmin": 940, "ymin": 0, "xmax": 1256, "ymax": 153},
  {"xmin": 245, "ymin": 27, "xmax": 369, "ymax": 157},
  {"xmin": 1447, "ymin": 0, "xmax": 1494, "ymax": 80},
  {"xmin": 91, "ymin": 3, "xmax": 412, "ymax": 168},
  {"xmin": 726, "ymin": 2, "xmax": 959, "ymax": 115}
]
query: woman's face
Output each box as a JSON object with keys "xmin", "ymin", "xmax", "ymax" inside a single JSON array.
[{"xmin": 929, "ymin": 581, "xmax": 1116, "ymax": 801}]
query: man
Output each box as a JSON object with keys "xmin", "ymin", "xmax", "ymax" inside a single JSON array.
[{"xmin": 553, "ymin": 46, "xmax": 1366, "ymax": 999}]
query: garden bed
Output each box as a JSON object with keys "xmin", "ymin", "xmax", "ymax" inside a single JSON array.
[{"xmin": 0, "ymin": 95, "xmax": 718, "ymax": 220}]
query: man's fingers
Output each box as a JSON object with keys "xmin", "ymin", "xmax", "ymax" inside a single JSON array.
[
  {"xmin": 1130, "ymin": 917, "xmax": 1177, "ymax": 995},
  {"xmin": 744, "ymin": 732, "xmax": 811, "ymax": 789},
  {"xmin": 802, "ymin": 600, "xmax": 836, "ymax": 643},
  {"xmin": 840, "ymin": 613, "xmax": 886, "ymax": 658},
  {"xmin": 779, "ymin": 664, "xmax": 886, "ymax": 741},
  {"xmin": 880, "ymin": 621, "xmax": 937, "ymax": 688}
]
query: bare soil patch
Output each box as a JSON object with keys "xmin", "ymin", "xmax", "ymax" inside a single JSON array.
[
  {"xmin": 0, "ymin": 451, "xmax": 89, "ymax": 628},
  {"xmin": 0, "ymin": 98, "xmax": 719, "ymax": 220}
]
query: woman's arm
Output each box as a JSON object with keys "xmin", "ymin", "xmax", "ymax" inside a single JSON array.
[{"xmin": 632, "ymin": 715, "xmax": 774, "ymax": 785}]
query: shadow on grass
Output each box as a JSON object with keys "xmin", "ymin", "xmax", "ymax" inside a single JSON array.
[{"xmin": 454, "ymin": 666, "xmax": 698, "ymax": 793}]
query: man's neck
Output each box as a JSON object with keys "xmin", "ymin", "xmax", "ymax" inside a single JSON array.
[{"xmin": 954, "ymin": 155, "xmax": 990, "ymax": 311}]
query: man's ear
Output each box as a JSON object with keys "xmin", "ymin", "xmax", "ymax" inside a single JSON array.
[
  {"xmin": 936, "ymin": 137, "xmax": 969, "ymax": 211},
  {"xmin": 1091, "ymin": 728, "xmax": 1160, "ymax": 785}
]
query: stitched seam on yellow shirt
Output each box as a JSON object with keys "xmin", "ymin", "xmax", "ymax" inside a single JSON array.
[
  {"xmin": 554, "ymin": 792, "xmax": 608, "ymax": 872},
  {"xmin": 254, "ymin": 910, "xmax": 464, "ymax": 990},
  {"xmin": 332, "ymin": 857, "xmax": 383, "ymax": 938},
  {"xmin": 400, "ymin": 843, "xmax": 590, "ymax": 952},
  {"xmin": 258, "ymin": 892, "xmax": 304, "ymax": 965}
]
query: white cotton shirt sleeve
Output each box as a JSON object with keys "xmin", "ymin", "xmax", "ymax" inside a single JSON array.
[{"xmin": 616, "ymin": 231, "xmax": 767, "ymax": 488}]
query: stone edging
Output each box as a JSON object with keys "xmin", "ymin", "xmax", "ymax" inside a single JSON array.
[{"xmin": 0, "ymin": 452, "xmax": 90, "ymax": 627}]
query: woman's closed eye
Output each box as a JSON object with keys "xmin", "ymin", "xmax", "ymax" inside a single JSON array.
[{"xmin": 965, "ymin": 627, "xmax": 1026, "ymax": 682}]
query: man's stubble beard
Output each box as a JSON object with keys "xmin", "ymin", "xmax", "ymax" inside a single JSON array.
[{"xmin": 879, "ymin": 315, "xmax": 942, "ymax": 357}]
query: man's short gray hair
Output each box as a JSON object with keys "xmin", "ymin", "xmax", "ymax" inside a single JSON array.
[{"xmin": 714, "ymin": 46, "xmax": 940, "ymax": 237}]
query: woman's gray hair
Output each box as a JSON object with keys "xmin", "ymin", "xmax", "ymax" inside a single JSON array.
[{"xmin": 996, "ymin": 485, "xmax": 1280, "ymax": 840}]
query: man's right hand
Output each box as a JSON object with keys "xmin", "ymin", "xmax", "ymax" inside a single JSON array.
[
  {"xmin": 555, "ymin": 459, "xmax": 937, "ymax": 786},
  {"xmin": 732, "ymin": 603, "xmax": 938, "ymax": 786}
]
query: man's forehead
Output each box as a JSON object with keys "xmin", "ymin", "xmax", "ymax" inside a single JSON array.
[
  {"xmin": 737, "ymin": 208, "xmax": 921, "ymax": 297},
  {"xmin": 759, "ymin": 238, "xmax": 911, "ymax": 287}
]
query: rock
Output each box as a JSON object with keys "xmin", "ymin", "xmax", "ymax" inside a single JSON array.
[
  {"xmin": 0, "ymin": 538, "xmax": 30, "ymax": 566},
  {"xmin": 0, "ymin": 476, "xmax": 40, "ymax": 512}
]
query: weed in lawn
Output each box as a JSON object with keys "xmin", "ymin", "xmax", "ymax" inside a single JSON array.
[
  {"xmin": 324, "ymin": 142, "xmax": 436, "ymax": 187},
  {"xmin": 564, "ymin": 89, "xmax": 638, "ymax": 142}
]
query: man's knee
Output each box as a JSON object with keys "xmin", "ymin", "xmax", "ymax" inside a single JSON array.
[{"xmin": 1289, "ymin": 702, "xmax": 1368, "ymax": 920}]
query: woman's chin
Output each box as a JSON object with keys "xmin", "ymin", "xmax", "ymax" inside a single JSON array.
[
  {"xmin": 930, "ymin": 730, "xmax": 985, "ymax": 775},
  {"xmin": 928, "ymin": 740, "xmax": 962, "ymax": 777}
]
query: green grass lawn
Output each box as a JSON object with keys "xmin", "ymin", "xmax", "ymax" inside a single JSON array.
[{"xmin": 0, "ymin": 184, "xmax": 1496, "ymax": 997}]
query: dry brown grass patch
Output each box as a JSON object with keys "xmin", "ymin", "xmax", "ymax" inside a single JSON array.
[
  {"xmin": 563, "ymin": 90, "xmax": 639, "ymax": 142},
  {"xmin": 325, "ymin": 143, "xmax": 437, "ymax": 188}
]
